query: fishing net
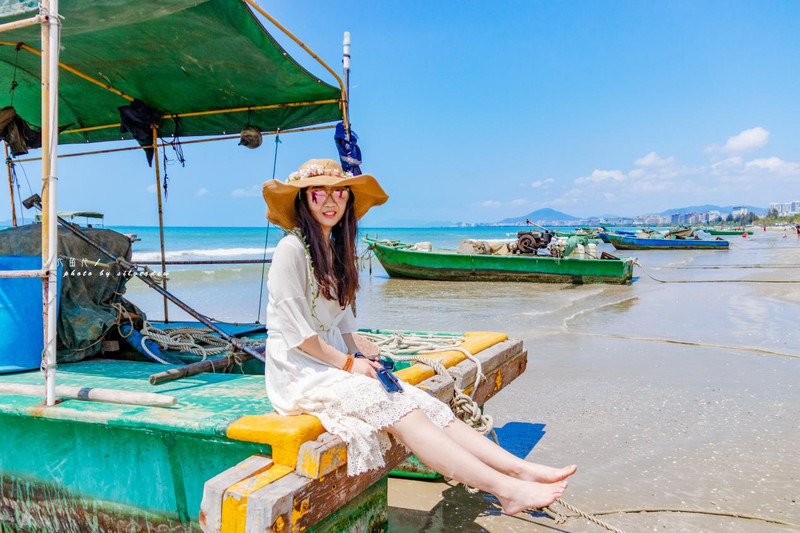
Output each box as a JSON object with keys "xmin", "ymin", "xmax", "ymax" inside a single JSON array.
[{"xmin": 0, "ymin": 225, "xmax": 145, "ymax": 362}]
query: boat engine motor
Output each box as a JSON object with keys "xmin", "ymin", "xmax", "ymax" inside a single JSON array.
[{"xmin": 516, "ymin": 230, "xmax": 553, "ymax": 254}]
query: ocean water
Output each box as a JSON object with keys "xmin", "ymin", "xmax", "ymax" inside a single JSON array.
[
  {"xmin": 119, "ymin": 225, "xmax": 800, "ymax": 357},
  {"xmin": 116, "ymin": 224, "xmax": 589, "ymax": 262}
]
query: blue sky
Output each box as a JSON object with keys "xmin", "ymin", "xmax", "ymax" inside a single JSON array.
[{"xmin": 2, "ymin": 0, "xmax": 799, "ymax": 226}]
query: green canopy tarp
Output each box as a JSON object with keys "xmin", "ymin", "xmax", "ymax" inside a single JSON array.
[{"xmin": 0, "ymin": 0, "xmax": 343, "ymax": 143}]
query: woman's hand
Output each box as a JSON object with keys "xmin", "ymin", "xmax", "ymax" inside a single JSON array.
[{"xmin": 350, "ymin": 357, "xmax": 382, "ymax": 379}]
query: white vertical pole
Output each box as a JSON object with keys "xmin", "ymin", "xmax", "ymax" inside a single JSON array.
[
  {"xmin": 40, "ymin": 0, "xmax": 60, "ymax": 406},
  {"xmin": 342, "ymin": 31, "xmax": 350, "ymax": 141}
]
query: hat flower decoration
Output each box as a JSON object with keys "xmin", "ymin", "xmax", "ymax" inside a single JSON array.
[{"xmin": 262, "ymin": 158, "xmax": 389, "ymax": 230}]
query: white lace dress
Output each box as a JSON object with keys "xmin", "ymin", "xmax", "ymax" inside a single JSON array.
[{"xmin": 264, "ymin": 233, "xmax": 455, "ymax": 476}]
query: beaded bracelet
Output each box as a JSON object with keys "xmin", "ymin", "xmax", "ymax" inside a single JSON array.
[{"xmin": 342, "ymin": 353, "xmax": 354, "ymax": 372}]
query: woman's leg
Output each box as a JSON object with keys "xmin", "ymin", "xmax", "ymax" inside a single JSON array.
[
  {"xmin": 443, "ymin": 419, "xmax": 577, "ymax": 482},
  {"xmin": 386, "ymin": 409, "xmax": 568, "ymax": 514}
]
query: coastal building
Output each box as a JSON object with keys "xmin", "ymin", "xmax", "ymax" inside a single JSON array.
[
  {"xmin": 769, "ymin": 201, "xmax": 800, "ymax": 216},
  {"xmin": 731, "ymin": 206, "xmax": 748, "ymax": 218}
]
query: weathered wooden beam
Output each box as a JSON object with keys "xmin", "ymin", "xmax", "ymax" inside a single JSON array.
[
  {"xmin": 447, "ymin": 339, "xmax": 522, "ymax": 391},
  {"xmin": 465, "ymin": 350, "xmax": 528, "ymax": 405},
  {"xmin": 295, "ymin": 433, "xmax": 347, "ymax": 480},
  {"xmin": 244, "ymin": 438, "xmax": 409, "ymax": 532},
  {"xmin": 220, "ymin": 464, "xmax": 295, "ymax": 533},
  {"xmin": 199, "ymin": 454, "xmax": 273, "ymax": 533}
]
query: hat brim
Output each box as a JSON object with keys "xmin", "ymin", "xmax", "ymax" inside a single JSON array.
[{"xmin": 262, "ymin": 174, "xmax": 389, "ymax": 230}]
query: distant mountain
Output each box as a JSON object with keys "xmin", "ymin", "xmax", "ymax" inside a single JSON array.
[
  {"xmin": 656, "ymin": 205, "xmax": 768, "ymax": 216},
  {"xmin": 499, "ymin": 208, "xmax": 579, "ymax": 224}
]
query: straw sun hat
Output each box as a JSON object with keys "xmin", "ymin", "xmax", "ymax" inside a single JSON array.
[{"xmin": 262, "ymin": 158, "xmax": 389, "ymax": 230}]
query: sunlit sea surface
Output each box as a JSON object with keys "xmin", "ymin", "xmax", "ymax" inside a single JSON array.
[{"xmin": 121, "ymin": 225, "xmax": 799, "ymax": 359}]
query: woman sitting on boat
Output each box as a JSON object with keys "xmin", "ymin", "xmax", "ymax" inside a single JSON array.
[{"xmin": 261, "ymin": 159, "xmax": 575, "ymax": 514}]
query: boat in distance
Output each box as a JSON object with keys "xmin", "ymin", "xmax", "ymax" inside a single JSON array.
[
  {"xmin": 365, "ymin": 238, "xmax": 635, "ymax": 284},
  {"xmin": 601, "ymin": 233, "xmax": 730, "ymax": 250},
  {"xmin": 705, "ymin": 228, "xmax": 753, "ymax": 236}
]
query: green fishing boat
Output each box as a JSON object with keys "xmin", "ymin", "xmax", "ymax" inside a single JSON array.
[
  {"xmin": 705, "ymin": 228, "xmax": 754, "ymax": 236},
  {"xmin": 366, "ymin": 238, "xmax": 635, "ymax": 284}
]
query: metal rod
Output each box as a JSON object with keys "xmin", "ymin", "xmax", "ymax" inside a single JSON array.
[
  {"xmin": 59, "ymin": 99, "xmax": 339, "ymax": 135},
  {"xmin": 136, "ymin": 259, "xmax": 271, "ymax": 266},
  {"xmin": 46, "ymin": 0, "xmax": 61, "ymax": 408},
  {"xmin": 343, "ymin": 31, "xmax": 351, "ymax": 140},
  {"xmin": 0, "ymin": 41, "xmax": 134, "ymax": 101},
  {"xmin": 0, "ymin": 15, "xmax": 45, "ymax": 34},
  {"xmin": 525, "ymin": 218, "xmax": 552, "ymax": 233},
  {"xmin": 39, "ymin": 0, "xmax": 60, "ymax": 407},
  {"xmin": 0, "ymin": 269, "xmax": 48, "ymax": 278},
  {"xmin": 13, "ymin": 124, "xmax": 337, "ymax": 163},
  {"xmin": 24, "ymin": 198, "xmax": 266, "ymax": 364},
  {"xmin": 152, "ymin": 126, "xmax": 169, "ymax": 322},
  {"xmin": 243, "ymin": 0, "xmax": 345, "ymax": 91},
  {"xmin": 0, "ymin": 384, "xmax": 177, "ymax": 407},
  {"xmin": 4, "ymin": 143, "xmax": 16, "ymax": 227}
]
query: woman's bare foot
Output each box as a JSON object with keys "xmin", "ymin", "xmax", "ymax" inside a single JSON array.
[
  {"xmin": 497, "ymin": 479, "xmax": 568, "ymax": 515},
  {"xmin": 516, "ymin": 463, "xmax": 577, "ymax": 483}
]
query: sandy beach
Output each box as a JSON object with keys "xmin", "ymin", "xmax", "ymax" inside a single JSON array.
[
  {"xmin": 125, "ymin": 229, "xmax": 800, "ymax": 532},
  {"xmin": 366, "ymin": 231, "xmax": 800, "ymax": 532}
]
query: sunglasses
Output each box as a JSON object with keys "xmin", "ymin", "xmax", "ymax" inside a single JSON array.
[{"xmin": 308, "ymin": 187, "xmax": 349, "ymax": 205}]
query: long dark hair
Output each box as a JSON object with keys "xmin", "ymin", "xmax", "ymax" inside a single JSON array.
[{"xmin": 294, "ymin": 189, "xmax": 359, "ymax": 308}]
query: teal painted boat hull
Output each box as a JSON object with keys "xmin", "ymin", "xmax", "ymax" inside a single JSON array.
[
  {"xmin": 0, "ymin": 361, "xmax": 275, "ymax": 530},
  {"xmin": 605, "ymin": 234, "xmax": 729, "ymax": 250},
  {"xmin": 368, "ymin": 241, "xmax": 634, "ymax": 284}
]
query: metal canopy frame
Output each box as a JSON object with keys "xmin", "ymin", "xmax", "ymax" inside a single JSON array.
[{"xmin": 0, "ymin": 0, "xmax": 350, "ymax": 406}]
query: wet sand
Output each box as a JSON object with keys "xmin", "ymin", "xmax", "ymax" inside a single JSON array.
[
  {"xmin": 127, "ymin": 231, "xmax": 800, "ymax": 531},
  {"xmin": 370, "ymin": 233, "xmax": 800, "ymax": 532}
]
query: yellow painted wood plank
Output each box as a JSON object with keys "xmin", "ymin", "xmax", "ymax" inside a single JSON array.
[
  {"xmin": 220, "ymin": 464, "xmax": 294, "ymax": 533},
  {"xmin": 226, "ymin": 413, "xmax": 325, "ymax": 467},
  {"xmin": 394, "ymin": 331, "xmax": 508, "ymax": 385}
]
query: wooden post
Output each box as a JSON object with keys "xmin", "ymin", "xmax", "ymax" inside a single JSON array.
[
  {"xmin": 152, "ymin": 126, "xmax": 169, "ymax": 322},
  {"xmin": 4, "ymin": 143, "xmax": 16, "ymax": 227}
]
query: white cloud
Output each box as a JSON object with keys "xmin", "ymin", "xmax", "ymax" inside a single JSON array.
[
  {"xmin": 711, "ymin": 156, "xmax": 743, "ymax": 170},
  {"xmin": 530, "ymin": 178, "xmax": 554, "ymax": 189},
  {"xmin": 480, "ymin": 200, "xmax": 501, "ymax": 208},
  {"xmin": 146, "ymin": 184, "xmax": 157, "ymax": 193},
  {"xmin": 231, "ymin": 184, "xmax": 261, "ymax": 197},
  {"xmin": 548, "ymin": 128, "xmax": 798, "ymax": 214},
  {"xmin": 196, "ymin": 187, "xmax": 209, "ymax": 197},
  {"xmin": 634, "ymin": 152, "xmax": 674, "ymax": 167},
  {"xmin": 510, "ymin": 198, "xmax": 528, "ymax": 206},
  {"xmin": 707, "ymin": 127, "xmax": 770, "ymax": 153},
  {"xmin": 575, "ymin": 169, "xmax": 626, "ymax": 185},
  {"xmin": 745, "ymin": 157, "xmax": 800, "ymax": 175}
]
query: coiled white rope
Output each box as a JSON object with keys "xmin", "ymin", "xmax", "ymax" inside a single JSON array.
[{"xmin": 358, "ymin": 331, "xmax": 495, "ymax": 438}]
